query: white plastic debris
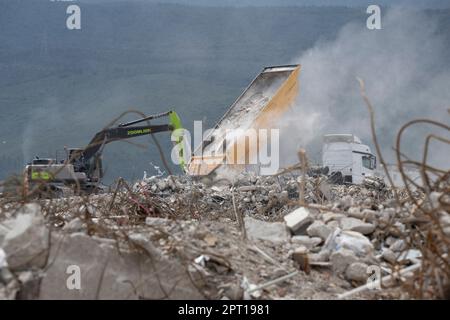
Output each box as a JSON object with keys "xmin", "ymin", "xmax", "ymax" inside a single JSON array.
[{"xmin": 194, "ymin": 255, "xmax": 209, "ymax": 267}]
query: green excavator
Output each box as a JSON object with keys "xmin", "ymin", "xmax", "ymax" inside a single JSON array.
[{"xmin": 23, "ymin": 110, "xmax": 186, "ymax": 196}]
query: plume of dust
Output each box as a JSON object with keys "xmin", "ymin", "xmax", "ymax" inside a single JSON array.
[
  {"xmin": 278, "ymin": 7, "xmax": 450, "ymax": 169},
  {"xmin": 22, "ymin": 102, "xmax": 65, "ymax": 163}
]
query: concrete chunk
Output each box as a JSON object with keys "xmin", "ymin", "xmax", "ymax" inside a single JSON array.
[
  {"xmin": 340, "ymin": 217, "xmax": 375, "ymax": 235},
  {"xmin": 345, "ymin": 262, "xmax": 369, "ymax": 282},
  {"xmin": 330, "ymin": 248, "xmax": 358, "ymax": 275},
  {"xmin": 283, "ymin": 207, "xmax": 313, "ymax": 234},
  {"xmin": 39, "ymin": 232, "xmax": 204, "ymax": 300},
  {"xmin": 324, "ymin": 229, "xmax": 373, "ymax": 257},
  {"xmin": 307, "ymin": 221, "xmax": 333, "ymax": 240},
  {"xmin": 291, "ymin": 236, "xmax": 322, "ymax": 249},
  {"xmin": 3, "ymin": 204, "xmax": 49, "ymax": 271},
  {"xmin": 244, "ymin": 217, "xmax": 289, "ymax": 243}
]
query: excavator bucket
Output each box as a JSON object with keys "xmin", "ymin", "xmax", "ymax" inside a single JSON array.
[{"xmin": 187, "ymin": 64, "xmax": 301, "ymax": 177}]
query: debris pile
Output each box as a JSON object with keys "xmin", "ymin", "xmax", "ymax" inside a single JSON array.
[{"xmin": 2, "ymin": 168, "xmax": 447, "ymax": 300}]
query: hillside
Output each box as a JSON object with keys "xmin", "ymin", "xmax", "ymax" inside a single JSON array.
[{"xmin": 0, "ymin": 2, "xmax": 449, "ymax": 182}]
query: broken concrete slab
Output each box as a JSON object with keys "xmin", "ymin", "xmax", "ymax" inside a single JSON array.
[
  {"xmin": 283, "ymin": 207, "xmax": 313, "ymax": 235},
  {"xmin": 2, "ymin": 204, "xmax": 49, "ymax": 271},
  {"xmin": 39, "ymin": 232, "xmax": 204, "ymax": 300},
  {"xmin": 244, "ymin": 217, "xmax": 289, "ymax": 243},
  {"xmin": 306, "ymin": 221, "xmax": 333, "ymax": 241},
  {"xmin": 340, "ymin": 217, "xmax": 375, "ymax": 235}
]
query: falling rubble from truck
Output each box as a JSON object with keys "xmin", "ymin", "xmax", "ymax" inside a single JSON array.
[{"xmin": 187, "ymin": 65, "xmax": 301, "ymax": 179}]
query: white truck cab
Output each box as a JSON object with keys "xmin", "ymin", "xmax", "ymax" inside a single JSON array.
[{"xmin": 322, "ymin": 134, "xmax": 376, "ymax": 184}]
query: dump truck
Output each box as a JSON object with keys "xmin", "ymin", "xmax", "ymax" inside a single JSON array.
[
  {"xmin": 187, "ymin": 64, "xmax": 301, "ymax": 177},
  {"xmin": 24, "ymin": 110, "xmax": 185, "ymax": 196},
  {"xmin": 321, "ymin": 134, "xmax": 377, "ymax": 184}
]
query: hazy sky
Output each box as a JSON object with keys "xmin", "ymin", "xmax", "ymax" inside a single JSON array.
[{"xmin": 278, "ymin": 7, "xmax": 450, "ymax": 169}]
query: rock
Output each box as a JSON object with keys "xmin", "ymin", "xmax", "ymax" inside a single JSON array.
[
  {"xmin": 363, "ymin": 198, "xmax": 373, "ymax": 207},
  {"xmin": 307, "ymin": 221, "xmax": 333, "ymax": 241},
  {"xmin": 385, "ymin": 236, "xmax": 397, "ymax": 246},
  {"xmin": 326, "ymin": 220, "xmax": 340, "ymax": 229},
  {"xmin": 345, "ymin": 262, "xmax": 369, "ymax": 282},
  {"xmin": 157, "ymin": 180, "xmax": 168, "ymax": 191},
  {"xmin": 39, "ymin": 232, "xmax": 204, "ymax": 300},
  {"xmin": 283, "ymin": 207, "xmax": 313, "ymax": 235},
  {"xmin": 340, "ymin": 217, "xmax": 375, "ymax": 235},
  {"xmin": 244, "ymin": 217, "xmax": 289, "ymax": 243},
  {"xmin": 322, "ymin": 212, "xmax": 345, "ymax": 223},
  {"xmin": 389, "ymin": 222, "xmax": 406, "ymax": 237},
  {"xmin": 347, "ymin": 207, "xmax": 363, "ymax": 219},
  {"xmin": 381, "ymin": 248, "xmax": 397, "ymax": 264},
  {"xmin": 390, "ymin": 239, "xmax": 406, "ymax": 252},
  {"xmin": 379, "ymin": 208, "xmax": 395, "ymax": 225},
  {"xmin": 330, "ymin": 248, "xmax": 358, "ymax": 275},
  {"xmin": 309, "ymin": 249, "xmax": 331, "ymax": 263},
  {"xmin": 291, "ymin": 236, "xmax": 322, "ymax": 249},
  {"xmin": 2, "ymin": 204, "xmax": 49, "ymax": 271},
  {"xmin": 167, "ymin": 178, "xmax": 178, "ymax": 191},
  {"xmin": 324, "ymin": 229, "xmax": 373, "ymax": 257}
]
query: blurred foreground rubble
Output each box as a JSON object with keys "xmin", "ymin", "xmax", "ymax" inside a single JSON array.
[{"xmin": 1, "ymin": 170, "xmax": 447, "ymax": 300}]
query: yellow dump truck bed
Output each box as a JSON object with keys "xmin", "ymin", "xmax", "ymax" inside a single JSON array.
[{"xmin": 187, "ymin": 64, "xmax": 301, "ymax": 177}]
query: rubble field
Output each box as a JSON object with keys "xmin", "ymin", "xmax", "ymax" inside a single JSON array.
[{"xmin": 0, "ymin": 172, "xmax": 448, "ymax": 300}]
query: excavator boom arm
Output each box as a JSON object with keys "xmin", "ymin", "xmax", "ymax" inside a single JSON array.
[
  {"xmin": 72, "ymin": 110, "xmax": 186, "ymax": 179},
  {"xmin": 83, "ymin": 124, "xmax": 173, "ymax": 160}
]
